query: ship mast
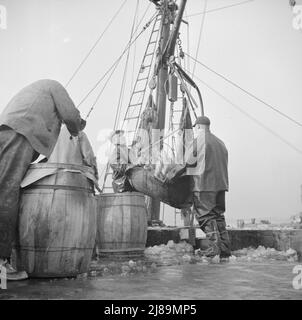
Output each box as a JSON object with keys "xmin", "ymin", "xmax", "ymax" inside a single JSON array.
[{"xmin": 150, "ymin": 0, "xmax": 187, "ymax": 222}]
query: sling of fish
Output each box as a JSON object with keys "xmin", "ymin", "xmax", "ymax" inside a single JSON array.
[{"xmin": 125, "ymin": 60, "xmax": 203, "ymax": 210}]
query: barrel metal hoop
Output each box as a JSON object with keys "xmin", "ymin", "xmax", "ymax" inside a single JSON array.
[
  {"xmin": 23, "ymin": 185, "xmax": 94, "ymax": 193},
  {"xmin": 99, "ymin": 192, "xmax": 145, "ymax": 198},
  {"xmin": 100, "ymin": 204, "xmax": 147, "ymax": 209},
  {"xmin": 98, "ymin": 243, "xmax": 146, "ymax": 247},
  {"xmin": 16, "ymin": 246, "xmax": 94, "ymax": 252},
  {"xmin": 29, "ymin": 162, "xmax": 94, "ymax": 174},
  {"xmin": 98, "ymin": 248, "xmax": 145, "ymax": 253}
]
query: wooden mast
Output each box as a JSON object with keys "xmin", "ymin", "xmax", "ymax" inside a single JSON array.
[{"xmin": 150, "ymin": 0, "xmax": 187, "ymax": 222}]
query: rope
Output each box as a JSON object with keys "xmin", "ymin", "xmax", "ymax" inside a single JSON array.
[
  {"xmin": 191, "ymin": 74, "xmax": 302, "ymax": 156},
  {"xmin": 174, "ymin": 68, "xmax": 198, "ymax": 118},
  {"xmin": 65, "ymin": 0, "xmax": 128, "ymax": 88},
  {"xmin": 173, "ymin": 62, "xmax": 204, "ymax": 116},
  {"xmin": 185, "ymin": 0, "xmax": 254, "ymax": 18},
  {"xmin": 130, "ymin": 0, "xmax": 140, "ymax": 90},
  {"xmin": 185, "ymin": 9, "xmax": 191, "ymax": 73},
  {"xmin": 85, "ymin": 59, "xmax": 121, "ymax": 120},
  {"xmin": 191, "ymin": 0, "xmax": 207, "ymax": 81},
  {"xmin": 137, "ymin": 71, "xmax": 199, "ymax": 156},
  {"xmin": 114, "ymin": 0, "xmax": 140, "ymax": 130},
  {"xmin": 77, "ymin": 12, "xmax": 157, "ymax": 110},
  {"xmin": 186, "ymin": 53, "xmax": 302, "ymax": 128},
  {"xmin": 128, "ymin": 0, "xmax": 153, "ymax": 90}
]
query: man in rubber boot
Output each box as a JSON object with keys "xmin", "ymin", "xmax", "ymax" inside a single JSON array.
[
  {"xmin": 0, "ymin": 79, "xmax": 86, "ymax": 281},
  {"xmin": 185, "ymin": 116, "xmax": 231, "ymax": 259}
]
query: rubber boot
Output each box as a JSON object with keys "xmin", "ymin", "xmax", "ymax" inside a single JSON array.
[
  {"xmin": 216, "ymin": 217, "xmax": 232, "ymax": 258},
  {"xmin": 198, "ymin": 220, "xmax": 221, "ymax": 258}
]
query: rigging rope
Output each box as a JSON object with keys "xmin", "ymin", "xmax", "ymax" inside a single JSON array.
[
  {"xmin": 186, "ymin": 53, "xmax": 302, "ymax": 128},
  {"xmin": 65, "ymin": 0, "xmax": 128, "ymax": 88},
  {"xmin": 191, "ymin": 0, "xmax": 207, "ymax": 81},
  {"xmin": 114, "ymin": 0, "xmax": 140, "ymax": 129},
  {"xmin": 85, "ymin": 59, "xmax": 121, "ymax": 120},
  {"xmin": 136, "ymin": 67, "xmax": 200, "ymax": 156},
  {"xmin": 190, "ymin": 73, "xmax": 302, "ymax": 156},
  {"xmin": 185, "ymin": 9, "xmax": 191, "ymax": 73},
  {"xmin": 83, "ymin": 12, "xmax": 158, "ymax": 118},
  {"xmin": 130, "ymin": 0, "xmax": 140, "ymax": 90},
  {"xmin": 185, "ymin": 0, "xmax": 254, "ymax": 18},
  {"xmin": 77, "ymin": 12, "xmax": 157, "ymax": 109}
]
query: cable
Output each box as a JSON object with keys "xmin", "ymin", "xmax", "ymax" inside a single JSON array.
[
  {"xmin": 85, "ymin": 58, "xmax": 121, "ymax": 120},
  {"xmin": 114, "ymin": 0, "xmax": 140, "ymax": 129},
  {"xmin": 123, "ymin": 14, "xmax": 161, "ymax": 127},
  {"xmin": 131, "ymin": 0, "xmax": 140, "ymax": 90},
  {"xmin": 77, "ymin": 58, "xmax": 121, "ymax": 108},
  {"xmin": 65, "ymin": 0, "xmax": 128, "ymax": 88},
  {"xmin": 83, "ymin": 13, "xmax": 158, "ymax": 118},
  {"xmin": 135, "ymin": 1, "xmax": 152, "ymax": 33},
  {"xmin": 185, "ymin": 9, "xmax": 191, "ymax": 73},
  {"xmin": 185, "ymin": 0, "xmax": 254, "ymax": 18},
  {"xmin": 86, "ymin": 4, "xmax": 146, "ymax": 121},
  {"xmin": 186, "ymin": 53, "xmax": 302, "ymax": 128},
  {"xmin": 191, "ymin": 0, "xmax": 207, "ymax": 80},
  {"xmin": 191, "ymin": 74, "xmax": 302, "ymax": 156},
  {"xmin": 77, "ymin": 12, "xmax": 157, "ymax": 109}
]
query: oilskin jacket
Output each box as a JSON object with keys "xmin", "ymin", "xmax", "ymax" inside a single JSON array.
[
  {"xmin": 0, "ymin": 79, "xmax": 82, "ymax": 158},
  {"xmin": 185, "ymin": 128, "xmax": 229, "ymax": 192}
]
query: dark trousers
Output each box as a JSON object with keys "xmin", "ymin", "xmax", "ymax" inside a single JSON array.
[
  {"xmin": 0, "ymin": 127, "xmax": 35, "ymax": 258},
  {"xmin": 193, "ymin": 191, "xmax": 231, "ymax": 257}
]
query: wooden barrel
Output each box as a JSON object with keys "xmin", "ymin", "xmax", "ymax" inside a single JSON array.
[
  {"xmin": 96, "ymin": 192, "xmax": 148, "ymax": 260},
  {"xmin": 16, "ymin": 163, "xmax": 97, "ymax": 278}
]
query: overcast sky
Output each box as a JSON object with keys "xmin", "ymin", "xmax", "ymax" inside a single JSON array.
[{"xmin": 0, "ymin": 0, "xmax": 301, "ymax": 225}]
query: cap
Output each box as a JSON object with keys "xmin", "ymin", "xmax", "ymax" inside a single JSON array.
[{"xmin": 193, "ymin": 116, "xmax": 211, "ymax": 127}]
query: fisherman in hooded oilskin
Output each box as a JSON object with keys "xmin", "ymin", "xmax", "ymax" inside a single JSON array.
[
  {"xmin": 0, "ymin": 79, "xmax": 86, "ymax": 280},
  {"xmin": 108, "ymin": 130, "xmax": 134, "ymax": 193},
  {"xmin": 185, "ymin": 116, "xmax": 231, "ymax": 259}
]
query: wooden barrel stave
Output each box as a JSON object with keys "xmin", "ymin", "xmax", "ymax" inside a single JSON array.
[
  {"xmin": 97, "ymin": 192, "xmax": 147, "ymax": 257},
  {"xmin": 17, "ymin": 163, "xmax": 97, "ymax": 278}
]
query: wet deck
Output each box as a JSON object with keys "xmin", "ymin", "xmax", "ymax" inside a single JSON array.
[{"xmin": 1, "ymin": 261, "xmax": 301, "ymax": 300}]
